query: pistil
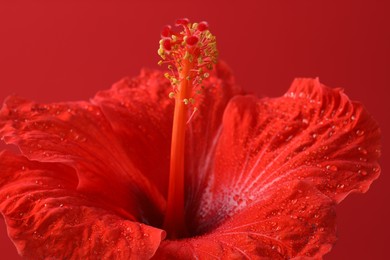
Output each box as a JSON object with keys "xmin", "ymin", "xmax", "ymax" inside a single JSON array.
[
  {"xmin": 158, "ymin": 19, "xmax": 218, "ymax": 238},
  {"xmin": 164, "ymin": 59, "xmax": 192, "ymax": 238}
]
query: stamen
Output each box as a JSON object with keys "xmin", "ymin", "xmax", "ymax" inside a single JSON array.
[{"xmin": 158, "ymin": 18, "xmax": 218, "ymax": 239}]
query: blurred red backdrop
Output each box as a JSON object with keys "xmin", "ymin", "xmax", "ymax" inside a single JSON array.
[{"xmin": 0, "ymin": 1, "xmax": 388, "ymax": 259}]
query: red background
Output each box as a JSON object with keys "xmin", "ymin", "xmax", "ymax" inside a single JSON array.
[{"xmin": 0, "ymin": 1, "xmax": 389, "ymax": 259}]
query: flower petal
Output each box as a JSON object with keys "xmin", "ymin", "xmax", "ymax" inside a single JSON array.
[
  {"xmin": 184, "ymin": 62, "xmax": 242, "ymax": 231},
  {"xmin": 192, "ymin": 78, "xmax": 380, "ymax": 236},
  {"xmin": 92, "ymin": 69, "xmax": 174, "ymax": 197},
  {"xmin": 154, "ymin": 181, "xmax": 336, "ymax": 259},
  {"xmin": 92, "ymin": 62, "xmax": 241, "ymax": 197},
  {"xmin": 0, "ymin": 151, "xmax": 165, "ymax": 259},
  {"xmin": 0, "ymin": 96, "xmax": 165, "ymax": 224}
]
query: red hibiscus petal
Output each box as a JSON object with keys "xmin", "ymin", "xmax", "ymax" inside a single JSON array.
[
  {"xmin": 0, "ymin": 96, "xmax": 165, "ymax": 224},
  {"xmin": 184, "ymin": 62, "xmax": 242, "ymax": 231},
  {"xmin": 155, "ymin": 181, "xmax": 336, "ymax": 259},
  {"xmin": 191, "ymin": 79, "xmax": 380, "ymax": 238},
  {"xmin": 0, "ymin": 151, "xmax": 165, "ymax": 259},
  {"xmin": 92, "ymin": 62, "xmax": 241, "ymax": 197},
  {"xmin": 91, "ymin": 69, "xmax": 174, "ymax": 197}
]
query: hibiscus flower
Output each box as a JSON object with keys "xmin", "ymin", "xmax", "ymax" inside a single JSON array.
[{"xmin": 0, "ymin": 19, "xmax": 381, "ymax": 259}]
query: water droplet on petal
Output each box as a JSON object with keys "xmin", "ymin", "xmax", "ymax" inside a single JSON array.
[
  {"xmin": 358, "ymin": 147, "xmax": 368, "ymax": 154},
  {"xmin": 59, "ymin": 204, "xmax": 64, "ymax": 207},
  {"xmin": 326, "ymin": 165, "xmax": 338, "ymax": 171},
  {"xmin": 359, "ymin": 170, "xmax": 368, "ymax": 176},
  {"xmin": 356, "ymin": 129, "xmax": 364, "ymax": 136}
]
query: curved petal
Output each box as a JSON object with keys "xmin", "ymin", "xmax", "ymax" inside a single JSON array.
[
  {"xmin": 91, "ymin": 69, "xmax": 174, "ymax": 197},
  {"xmin": 193, "ymin": 78, "xmax": 380, "ymax": 235},
  {"xmin": 184, "ymin": 62, "xmax": 242, "ymax": 231},
  {"xmin": 155, "ymin": 181, "xmax": 336, "ymax": 259},
  {"xmin": 92, "ymin": 62, "xmax": 241, "ymax": 197},
  {"xmin": 0, "ymin": 96, "xmax": 164, "ymax": 224},
  {"xmin": 0, "ymin": 151, "xmax": 165, "ymax": 259}
]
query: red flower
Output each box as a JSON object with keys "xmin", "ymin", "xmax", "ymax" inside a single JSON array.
[
  {"xmin": 0, "ymin": 63, "xmax": 381, "ymax": 259},
  {"xmin": 0, "ymin": 18, "xmax": 381, "ymax": 259}
]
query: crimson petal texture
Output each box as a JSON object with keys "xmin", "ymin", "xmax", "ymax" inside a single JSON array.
[
  {"xmin": 92, "ymin": 69, "xmax": 174, "ymax": 197},
  {"xmin": 183, "ymin": 79, "xmax": 380, "ymax": 256},
  {"xmin": 0, "ymin": 96, "xmax": 165, "ymax": 224},
  {"xmin": 0, "ymin": 151, "xmax": 165, "ymax": 259},
  {"xmin": 92, "ymin": 62, "xmax": 241, "ymax": 198},
  {"xmin": 155, "ymin": 181, "xmax": 336, "ymax": 259}
]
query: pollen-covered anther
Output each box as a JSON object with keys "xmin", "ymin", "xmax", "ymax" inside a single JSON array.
[{"xmin": 158, "ymin": 18, "xmax": 218, "ymax": 103}]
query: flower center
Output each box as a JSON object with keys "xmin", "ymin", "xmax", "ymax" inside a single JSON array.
[{"xmin": 158, "ymin": 18, "xmax": 218, "ymax": 239}]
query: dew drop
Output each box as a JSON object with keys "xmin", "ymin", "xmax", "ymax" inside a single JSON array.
[
  {"xmin": 351, "ymin": 115, "xmax": 356, "ymax": 121},
  {"xmin": 59, "ymin": 204, "xmax": 64, "ymax": 207},
  {"xmin": 358, "ymin": 170, "xmax": 368, "ymax": 176},
  {"xmin": 337, "ymin": 184, "xmax": 345, "ymax": 189},
  {"xmin": 356, "ymin": 129, "xmax": 364, "ymax": 136},
  {"xmin": 302, "ymin": 118, "xmax": 309, "ymax": 124},
  {"xmin": 326, "ymin": 165, "xmax": 338, "ymax": 172},
  {"xmin": 314, "ymin": 214, "xmax": 320, "ymax": 218},
  {"xmin": 312, "ymin": 133, "xmax": 317, "ymax": 139},
  {"xmin": 358, "ymin": 147, "xmax": 368, "ymax": 155},
  {"xmin": 372, "ymin": 167, "xmax": 380, "ymax": 173}
]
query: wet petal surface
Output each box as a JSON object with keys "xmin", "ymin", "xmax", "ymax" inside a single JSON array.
[{"xmin": 0, "ymin": 152, "xmax": 165, "ymax": 259}]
